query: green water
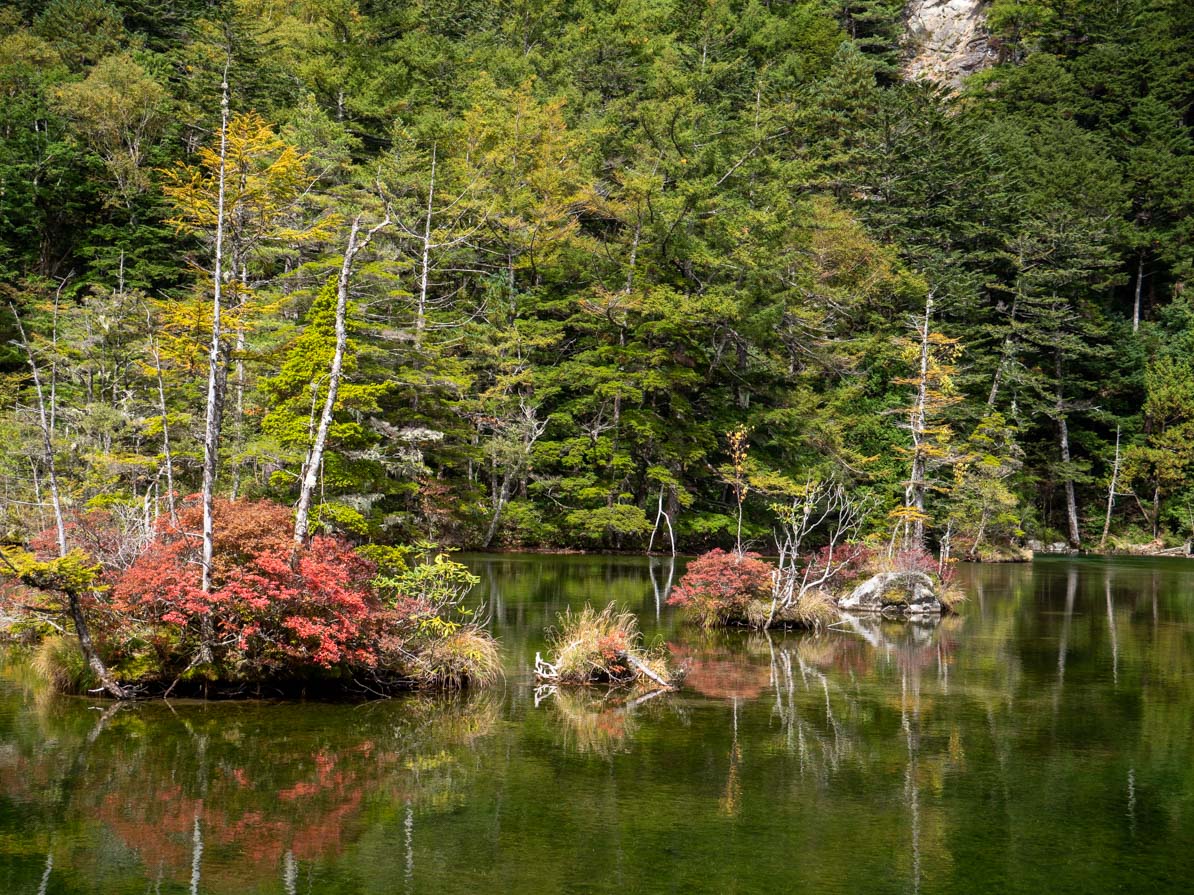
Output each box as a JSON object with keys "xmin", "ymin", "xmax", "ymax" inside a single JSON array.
[{"xmin": 2, "ymin": 554, "xmax": 1194, "ymax": 894}]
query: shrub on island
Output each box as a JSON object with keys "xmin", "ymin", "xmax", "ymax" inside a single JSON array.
[
  {"xmin": 666, "ymin": 549, "xmax": 774, "ymax": 628},
  {"xmin": 10, "ymin": 498, "xmax": 499, "ymax": 696},
  {"xmin": 667, "ymin": 548, "xmax": 837, "ymax": 630},
  {"xmin": 668, "ymin": 544, "xmax": 959, "ymax": 629},
  {"xmin": 534, "ymin": 603, "xmax": 681, "ymax": 691}
]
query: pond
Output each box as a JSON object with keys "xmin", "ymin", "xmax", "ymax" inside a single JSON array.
[{"xmin": 2, "ymin": 554, "xmax": 1193, "ymax": 894}]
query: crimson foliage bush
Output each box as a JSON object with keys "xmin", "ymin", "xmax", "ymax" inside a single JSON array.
[
  {"xmin": 113, "ymin": 498, "xmax": 388, "ymax": 680},
  {"xmin": 668, "ymin": 549, "xmax": 775, "ymax": 627}
]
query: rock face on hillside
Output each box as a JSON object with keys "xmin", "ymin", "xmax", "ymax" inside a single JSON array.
[
  {"xmin": 838, "ymin": 571, "xmax": 943, "ymax": 616},
  {"xmin": 904, "ymin": 0, "xmax": 995, "ymax": 87}
]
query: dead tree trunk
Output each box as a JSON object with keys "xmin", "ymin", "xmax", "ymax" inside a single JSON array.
[
  {"xmin": 1099, "ymin": 425, "xmax": 1121, "ymax": 550},
  {"xmin": 481, "ymin": 475, "xmax": 512, "ymax": 550},
  {"xmin": 1055, "ymin": 351, "xmax": 1081, "ymax": 549},
  {"xmin": 292, "ymin": 212, "xmax": 391, "ymax": 551},
  {"xmin": 1132, "ymin": 250, "xmax": 1144, "ymax": 334},
  {"xmin": 200, "ymin": 65, "xmax": 231, "ymax": 600},
  {"xmin": 10, "ymin": 307, "xmax": 67, "ymax": 558},
  {"xmin": 905, "ymin": 292, "xmax": 933, "ymax": 550},
  {"xmin": 479, "ymin": 401, "xmax": 546, "ymax": 549},
  {"xmin": 647, "ymin": 486, "xmax": 676, "ymax": 556},
  {"xmin": 620, "ymin": 651, "xmax": 675, "ymax": 691},
  {"xmin": 414, "ymin": 146, "xmax": 436, "ymax": 348},
  {"xmin": 9, "ymin": 303, "xmax": 128, "ymax": 698}
]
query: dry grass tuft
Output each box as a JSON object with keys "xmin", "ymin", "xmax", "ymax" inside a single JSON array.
[
  {"xmin": 745, "ymin": 590, "xmax": 838, "ymax": 630},
  {"xmin": 31, "ymin": 636, "xmax": 93, "ymax": 693},
  {"xmin": 544, "ymin": 602, "xmax": 680, "ymax": 688},
  {"xmin": 548, "ymin": 603, "xmax": 641, "ymax": 683},
  {"xmin": 939, "ymin": 585, "xmax": 966, "ymax": 612},
  {"xmin": 413, "ymin": 626, "xmax": 502, "ymax": 689}
]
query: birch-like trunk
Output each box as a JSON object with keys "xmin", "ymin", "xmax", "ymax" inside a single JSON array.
[
  {"xmin": 293, "ymin": 213, "xmax": 390, "ymax": 550},
  {"xmin": 1055, "ymin": 351, "xmax": 1081, "ymax": 548},
  {"xmin": 905, "ymin": 292, "xmax": 933, "ymax": 550},
  {"xmin": 10, "ymin": 307, "xmax": 67, "ymax": 558},
  {"xmin": 414, "ymin": 146, "xmax": 436, "ymax": 349},
  {"xmin": 10, "ymin": 303, "xmax": 127, "ymax": 698},
  {"xmin": 1132, "ymin": 250, "xmax": 1144, "ymax": 333},
  {"xmin": 200, "ymin": 67, "xmax": 231, "ymax": 600},
  {"xmin": 1099, "ymin": 425, "xmax": 1121, "ymax": 550},
  {"xmin": 647, "ymin": 486, "xmax": 676, "ymax": 556},
  {"xmin": 481, "ymin": 475, "xmax": 512, "ymax": 550}
]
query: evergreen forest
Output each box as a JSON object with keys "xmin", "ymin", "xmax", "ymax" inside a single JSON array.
[{"xmin": 3, "ymin": 0, "xmax": 1193, "ymax": 559}]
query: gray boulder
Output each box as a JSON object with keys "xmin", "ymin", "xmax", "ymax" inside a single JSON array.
[{"xmin": 838, "ymin": 571, "xmax": 942, "ymax": 617}]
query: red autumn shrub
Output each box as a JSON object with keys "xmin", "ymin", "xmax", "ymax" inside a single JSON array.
[
  {"xmin": 113, "ymin": 498, "xmax": 382, "ymax": 677},
  {"xmin": 596, "ymin": 631, "xmax": 630, "ymax": 677},
  {"xmin": 668, "ymin": 549, "xmax": 775, "ymax": 627}
]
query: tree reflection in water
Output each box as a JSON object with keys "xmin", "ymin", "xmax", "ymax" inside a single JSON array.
[
  {"xmin": 4, "ymin": 556, "xmax": 1194, "ymax": 894},
  {"xmin": 0, "ymin": 692, "xmax": 497, "ymax": 892}
]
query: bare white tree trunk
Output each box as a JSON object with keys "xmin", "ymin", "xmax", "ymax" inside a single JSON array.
[
  {"xmin": 9, "ymin": 303, "xmax": 128, "ymax": 698},
  {"xmin": 480, "ymin": 399, "xmax": 547, "ymax": 549},
  {"xmin": 904, "ymin": 292, "xmax": 933, "ymax": 550},
  {"xmin": 292, "ymin": 212, "xmax": 390, "ymax": 549},
  {"xmin": 647, "ymin": 486, "xmax": 676, "ymax": 556},
  {"xmin": 414, "ymin": 146, "xmax": 436, "ymax": 348},
  {"xmin": 1132, "ymin": 250, "xmax": 1144, "ymax": 333},
  {"xmin": 1100, "ymin": 425, "xmax": 1121, "ymax": 550},
  {"xmin": 481, "ymin": 475, "xmax": 513, "ymax": 550},
  {"xmin": 1056, "ymin": 351, "xmax": 1081, "ymax": 548},
  {"xmin": 10, "ymin": 306, "xmax": 67, "ymax": 557},
  {"xmin": 767, "ymin": 479, "xmax": 869, "ymax": 629},
  {"xmin": 200, "ymin": 66, "xmax": 231, "ymax": 602}
]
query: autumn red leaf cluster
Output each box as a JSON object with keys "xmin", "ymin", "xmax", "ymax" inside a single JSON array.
[
  {"xmin": 111, "ymin": 498, "xmax": 385, "ymax": 678},
  {"xmin": 668, "ymin": 549, "xmax": 775, "ymax": 627}
]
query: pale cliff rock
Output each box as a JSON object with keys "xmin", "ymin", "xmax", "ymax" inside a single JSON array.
[{"xmin": 904, "ymin": 0, "xmax": 996, "ymax": 87}]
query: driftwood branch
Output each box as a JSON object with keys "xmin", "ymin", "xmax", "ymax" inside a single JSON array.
[{"xmin": 619, "ymin": 651, "xmax": 675, "ymax": 691}]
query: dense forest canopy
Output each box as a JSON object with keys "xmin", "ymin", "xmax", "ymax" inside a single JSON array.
[{"xmin": 1, "ymin": 0, "xmax": 1192, "ymax": 556}]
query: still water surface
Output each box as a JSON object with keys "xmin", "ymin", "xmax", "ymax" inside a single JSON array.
[{"xmin": 2, "ymin": 554, "xmax": 1193, "ymax": 893}]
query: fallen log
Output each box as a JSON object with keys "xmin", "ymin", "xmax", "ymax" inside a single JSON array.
[
  {"xmin": 1155, "ymin": 544, "xmax": 1191, "ymax": 557},
  {"xmin": 619, "ymin": 651, "xmax": 676, "ymax": 691}
]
